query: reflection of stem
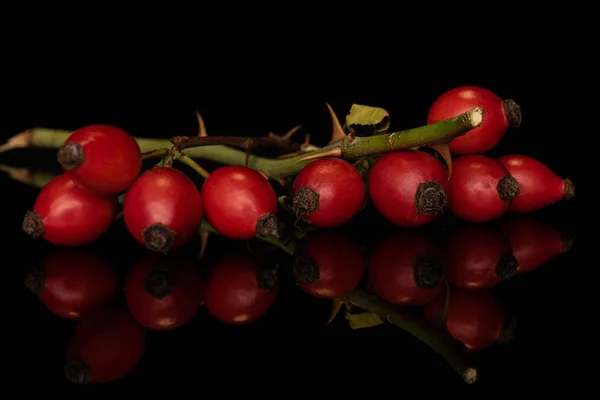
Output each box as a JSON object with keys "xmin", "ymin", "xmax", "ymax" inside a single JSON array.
[{"xmin": 342, "ymin": 289, "xmax": 478, "ymax": 384}]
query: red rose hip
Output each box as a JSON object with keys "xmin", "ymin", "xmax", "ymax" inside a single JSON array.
[
  {"xmin": 369, "ymin": 229, "xmax": 445, "ymax": 306},
  {"xmin": 368, "ymin": 150, "xmax": 448, "ymax": 227},
  {"xmin": 202, "ymin": 166, "xmax": 279, "ymax": 239},
  {"xmin": 123, "ymin": 167, "xmax": 204, "ymax": 253},
  {"xmin": 57, "ymin": 125, "xmax": 142, "ymax": 196},
  {"xmin": 448, "ymin": 155, "xmax": 520, "ymax": 222},
  {"xmin": 125, "ymin": 254, "xmax": 205, "ymax": 330},
  {"xmin": 24, "ymin": 249, "xmax": 119, "ymax": 319},
  {"xmin": 427, "ymin": 86, "xmax": 521, "ymax": 154},
  {"xmin": 291, "ymin": 158, "xmax": 365, "ymax": 229},
  {"xmin": 497, "ymin": 154, "xmax": 575, "ymax": 213},
  {"xmin": 22, "ymin": 173, "xmax": 117, "ymax": 246}
]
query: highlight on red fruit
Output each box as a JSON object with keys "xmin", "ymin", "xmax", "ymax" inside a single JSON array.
[
  {"xmin": 424, "ymin": 286, "xmax": 507, "ymax": 351},
  {"xmin": 57, "ymin": 125, "xmax": 142, "ymax": 196},
  {"xmin": 292, "ymin": 230, "xmax": 365, "ymax": 299},
  {"xmin": 24, "ymin": 249, "xmax": 119, "ymax": 319},
  {"xmin": 448, "ymin": 155, "xmax": 520, "ymax": 222},
  {"xmin": 64, "ymin": 307, "xmax": 145, "ymax": 384},
  {"xmin": 443, "ymin": 223, "xmax": 519, "ymax": 289},
  {"xmin": 427, "ymin": 86, "xmax": 521, "ymax": 154},
  {"xmin": 291, "ymin": 158, "xmax": 365, "ymax": 229},
  {"xmin": 125, "ymin": 254, "xmax": 205, "ymax": 330},
  {"xmin": 204, "ymin": 254, "xmax": 278, "ymax": 324},
  {"xmin": 369, "ymin": 229, "xmax": 445, "ymax": 306},
  {"xmin": 22, "ymin": 173, "xmax": 117, "ymax": 246},
  {"xmin": 202, "ymin": 166, "xmax": 279, "ymax": 239},
  {"xmin": 498, "ymin": 215, "xmax": 573, "ymax": 274},
  {"xmin": 368, "ymin": 150, "xmax": 449, "ymax": 227},
  {"xmin": 497, "ymin": 154, "xmax": 575, "ymax": 213},
  {"xmin": 123, "ymin": 167, "xmax": 204, "ymax": 253}
]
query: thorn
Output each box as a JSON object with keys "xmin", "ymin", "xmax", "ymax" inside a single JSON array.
[
  {"xmin": 195, "ymin": 111, "xmax": 207, "ymax": 137},
  {"xmin": 198, "ymin": 230, "xmax": 210, "ymax": 259},
  {"xmin": 304, "ymin": 133, "xmax": 310, "ymax": 145},
  {"xmin": 282, "ymin": 125, "xmax": 302, "ymax": 140},
  {"xmin": 328, "ymin": 298, "xmax": 344, "ymax": 324},
  {"xmin": 429, "ymin": 144, "xmax": 453, "ymax": 179},
  {"xmin": 326, "ymin": 103, "xmax": 347, "ymax": 144},
  {"xmin": 296, "ymin": 146, "xmax": 342, "ymax": 163}
]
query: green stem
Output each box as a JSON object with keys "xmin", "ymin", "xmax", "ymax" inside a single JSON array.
[
  {"xmin": 14, "ymin": 107, "xmax": 483, "ymax": 180},
  {"xmin": 177, "ymin": 153, "xmax": 210, "ymax": 179},
  {"xmin": 342, "ymin": 289, "xmax": 478, "ymax": 384}
]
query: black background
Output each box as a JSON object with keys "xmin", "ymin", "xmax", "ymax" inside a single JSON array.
[{"xmin": 1, "ymin": 49, "xmax": 585, "ymax": 393}]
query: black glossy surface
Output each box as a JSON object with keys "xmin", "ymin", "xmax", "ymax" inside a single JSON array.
[{"xmin": 3, "ymin": 77, "xmax": 583, "ymax": 392}]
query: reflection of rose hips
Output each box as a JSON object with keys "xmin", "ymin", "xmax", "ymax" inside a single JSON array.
[
  {"xmin": 64, "ymin": 307, "xmax": 145, "ymax": 384},
  {"xmin": 202, "ymin": 166, "xmax": 279, "ymax": 239},
  {"xmin": 448, "ymin": 155, "xmax": 520, "ymax": 222},
  {"xmin": 427, "ymin": 86, "xmax": 521, "ymax": 154},
  {"xmin": 497, "ymin": 154, "xmax": 575, "ymax": 213},
  {"xmin": 204, "ymin": 255, "xmax": 278, "ymax": 324},
  {"xmin": 368, "ymin": 229, "xmax": 445, "ymax": 306},
  {"xmin": 22, "ymin": 174, "xmax": 117, "ymax": 246},
  {"xmin": 125, "ymin": 254, "xmax": 205, "ymax": 330},
  {"xmin": 443, "ymin": 223, "xmax": 519, "ymax": 289},
  {"xmin": 24, "ymin": 249, "xmax": 119, "ymax": 319},
  {"xmin": 123, "ymin": 167, "xmax": 204, "ymax": 253},
  {"xmin": 57, "ymin": 125, "xmax": 142, "ymax": 196},
  {"xmin": 292, "ymin": 230, "xmax": 364, "ymax": 299},
  {"xmin": 424, "ymin": 286, "xmax": 505, "ymax": 351},
  {"xmin": 498, "ymin": 216, "xmax": 573, "ymax": 274},
  {"xmin": 368, "ymin": 150, "xmax": 448, "ymax": 227},
  {"xmin": 291, "ymin": 158, "xmax": 365, "ymax": 228}
]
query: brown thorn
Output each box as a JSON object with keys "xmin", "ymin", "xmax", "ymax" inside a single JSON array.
[
  {"xmin": 282, "ymin": 125, "xmax": 302, "ymax": 141},
  {"xmin": 198, "ymin": 230, "xmax": 210, "ymax": 259},
  {"xmin": 328, "ymin": 298, "xmax": 344, "ymax": 324},
  {"xmin": 429, "ymin": 144, "xmax": 453, "ymax": 179},
  {"xmin": 295, "ymin": 147, "xmax": 342, "ymax": 163},
  {"xmin": 244, "ymin": 139, "xmax": 253, "ymax": 167},
  {"xmin": 195, "ymin": 111, "xmax": 207, "ymax": 137},
  {"xmin": 304, "ymin": 134, "xmax": 310, "ymax": 145},
  {"xmin": 326, "ymin": 103, "xmax": 347, "ymax": 144},
  {"xmin": 0, "ymin": 131, "xmax": 33, "ymax": 152}
]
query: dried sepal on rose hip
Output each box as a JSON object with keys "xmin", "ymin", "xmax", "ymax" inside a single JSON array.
[{"xmin": 57, "ymin": 125, "xmax": 142, "ymax": 196}]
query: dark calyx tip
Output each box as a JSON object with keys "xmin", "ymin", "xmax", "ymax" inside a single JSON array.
[
  {"xmin": 255, "ymin": 213, "xmax": 279, "ymax": 238},
  {"xmin": 497, "ymin": 175, "xmax": 520, "ymax": 201},
  {"xmin": 292, "ymin": 186, "xmax": 320, "ymax": 220},
  {"xmin": 57, "ymin": 142, "xmax": 85, "ymax": 170},
  {"xmin": 503, "ymin": 99, "xmax": 522, "ymax": 127},
  {"xmin": 22, "ymin": 210, "xmax": 44, "ymax": 239},
  {"xmin": 415, "ymin": 181, "xmax": 447, "ymax": 215},
  {"xmin": 413, "ymin": 254, "xmax": 445, "ymax": 289},
  {"xmin": 495, "ymin": 252, "xmax": 519, "ymax": 281},
  {"xmin": 256, "ymin": 264, "xmax": 279, "ymax": 291},
  {"xmin": 563, "ymin": 178, "xmax": 575, "ymax": 200},
  {"xmin": 144, "ymin": 268, "xmax": 173, "ymax": 298},
  {"xmin": 24, "ymin": 267, "xmax": 46, "ymax": 294},
  {"xmin": 142, "ymin": 223, "xmax": 176, "ymax": 253},
  {"xmin": 561, "ymin": 233, "xmax": 574, "ymax": 253},
  {"xmin": 292, "ymin": 250, "xmax": 319, "ymax": 285},
  {"xmin": 64, "ymin": 358, "xmax": 90, "ymax": 384}
]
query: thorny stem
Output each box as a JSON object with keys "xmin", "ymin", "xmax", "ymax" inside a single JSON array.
[
  {"xmin": 172, "ymin": 135, "xmax": 304, "ymax": 153},
  {"xmin": 142, "ymin": 148, "xmax": 169, "ymax": 160},
  {"xmin": 342, "ymin": 289, "xmax": 478, "ymax": 384},
  {"xmin": 3, "ymin": 107, "xmax": 483, "ymax": 181}
]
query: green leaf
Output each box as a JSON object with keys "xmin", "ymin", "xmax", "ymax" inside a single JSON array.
[
  {"xmin": 345, "ymin": 310, "xmax": 385, "ymax": 329},
  {"xmin": 345, "ymin": 104, "xmax": 391, "ymax": 135}
]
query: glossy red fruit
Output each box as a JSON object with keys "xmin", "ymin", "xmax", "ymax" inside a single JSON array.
[
  {"xmin": 424, "ymin": 286, "xmax": 506, "ymax": 351},
  {"xmin": 368, "ymin": 150, "xmax": 449, "ymax": 227},
  {"xmin": 369, "ymin": 229, "xmax": 445, "ymax": 306},
  {"xmin": 499, "ymin": 216, "xmax": 573, "ymax": 274},
  {"xmin": 202, "ymin": 166, "xmax": 278, "ymax": 239},
  {"xmin": 443, "ymin": 223, "xmax": 519, "ymax": 289},
  {"xmin": 57, "ymin": 125, "xmax": 142, "ymax": 196},
  {"xmin": 291, "ymin": 158, "xmax": 365, "ymax": 229},
  {"xmin": 125, "ymin": 254, "xmax": 205, "ymax": 330},
  {"xmin": 427, "ymin": 86, "xmax": 521, "ymax": 154},
  {"xmin": 204, "ymin": 255, "xmax": 278, "ymax": 324},
  {"xmin": 497, "ymin": 154, "xmax": 575, "ymax": 213},
  {"xmin": 123, "ymin": 167, "xmax": 203, "ymax": 253},
  {"xmin": 448, "ymin": 155, "xmax": 520, "ymax": 222},
  {"xmin": 22, "ymin": 174, "xmax": 117, "ymax": 246},
  {"xmin": 64, "ymin": 307, "xmax": 145, "ymax": 384},
  {"xmin": 24, "ymin": 249, "xmax": 119, "ymax": 319},
  {"xmin": 292, "ymin": 230, "xmax": 365, "ymax": 299}
]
